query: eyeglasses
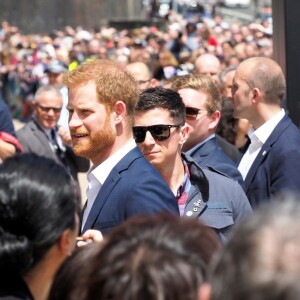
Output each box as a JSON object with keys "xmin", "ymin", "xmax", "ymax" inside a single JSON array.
[
  {"xmin": 133, "ymin": 124, "xmax": 182, "ymax": 143},
  {"xmin": 37, "ymin": 103, "xmax": 62, "ymax": 114},
  {"xmin": 185, "ymin": 107, "xmax": 208, "ymax": 120}
]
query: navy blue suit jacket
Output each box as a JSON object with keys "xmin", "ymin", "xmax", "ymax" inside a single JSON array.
[
  {"xmin": 81, "ymin": 146, "xmax": 179, "ymax": 234},
  {"xmin": 243, "ymin": 115, "xmax": 300, "ymax": 207},
  {"xmin": 187, "ymin": 136, "xmax": 244, "ymax": 187}
]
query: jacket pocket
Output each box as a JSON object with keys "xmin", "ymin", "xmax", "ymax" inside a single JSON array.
[{"xmin": 200, "ymin": 209, "xmax": 234, "ymax": 230}]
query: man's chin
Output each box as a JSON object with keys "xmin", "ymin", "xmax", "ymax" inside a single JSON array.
[{"xmin": 73, "ymin": 145, "xmax": 90, "ymax": 158}]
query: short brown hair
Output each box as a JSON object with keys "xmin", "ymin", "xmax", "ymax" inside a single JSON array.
[
  {"xmin": 64, "ymin": 59, "xmax": 139, "ymax": 125},
  {"xmin": 171, "ymin": 74, "xmax": 222, "ymax": 113}
]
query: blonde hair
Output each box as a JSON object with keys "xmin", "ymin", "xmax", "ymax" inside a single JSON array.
[{"xmin": 171, "ymin": 74, "xmax": 222, "ymax": 113}]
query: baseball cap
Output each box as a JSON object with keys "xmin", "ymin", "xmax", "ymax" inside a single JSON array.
[{"xmin": 45, "ymin": 61, "xmax": 67, "ymax": 74}]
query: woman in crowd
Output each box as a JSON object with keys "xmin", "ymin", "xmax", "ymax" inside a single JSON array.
[{"xmin": 0, "ymin": 153, "xmax": 81, "ymax": 300}]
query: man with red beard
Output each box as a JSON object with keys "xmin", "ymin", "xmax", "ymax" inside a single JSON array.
[
  {"xmin": 65, "ymin": 59, "xmax": 178, "ymax": 235},
  {"xmin": 17, "ymin": 85, "xmax": 89, "ymax": 183}
]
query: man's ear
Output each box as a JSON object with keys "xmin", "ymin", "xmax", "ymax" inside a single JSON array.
[
  {"xmin": 179, "ymin": 124, "xmax": 189, "ymax": 146},
  {"xmin": 251, "ymin": 87, "xmax": 261, "ymax": 104},
  {"xmin": 208, "ymin": 110, "xmax": 221, "ymax": 130},
  {"xmin": 32, "ymin": 101, "xmax": 38, "ymax": 112},
  {"xmin": 198, "ymin": 283, "xmax": 211, "ymax": 300},
  {"xmin": 150, "ymin": 78, "xmax": 161, "ymax": 88},
  {"xmin": 113, "ymin": 101, "xmax": 126, "ymax": 125}
]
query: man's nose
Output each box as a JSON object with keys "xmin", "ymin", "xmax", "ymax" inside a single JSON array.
[
  {"xmin": 69, "ymin": 112, "xmax": 82, "ymax": 128},
  {"xmin": 143, "ymin": 131, "xmax": 155, "ymax": 146}
]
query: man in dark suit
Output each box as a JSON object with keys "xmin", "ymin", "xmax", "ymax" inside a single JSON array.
[
  {"xmin": 232, "ymin": 57, "xmax": 300, "ymax": 207},
  {"xmin": 65, "ymin": 59, "xmax": 178, "ymax": 235},
  {"xmin": 17, "ymin": 85, "xmax": 89, "ymax": 182},
  {"xmin": 171, "ymin": 74, "xmax": 243, "ymax": 187}
]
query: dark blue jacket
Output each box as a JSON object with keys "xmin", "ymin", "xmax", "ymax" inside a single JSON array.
[
  {"xmin": 81, "ymin": 146, "xmax": 179, "ymax": 234},
  {"xmin": 187, "ymin": 136, "xmax": 244, "ymax": 187},
  {"xmin": 243, "ymin": 115, "xmax": 300, "ymax": 208}
]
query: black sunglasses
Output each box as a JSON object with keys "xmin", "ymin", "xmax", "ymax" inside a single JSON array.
[
  {"xmin": 133, "ymin": 124, "xmax": 182, "ymax": 143},
  {"xmin": 185, "ymin": 107, "xmax": 208, "ymax": 120}
]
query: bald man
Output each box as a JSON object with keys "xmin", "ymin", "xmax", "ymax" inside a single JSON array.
[
  {"xmin": 194, "ymin": 53, "xmax": 221, "ymax": 85},
  {"xmin": 125, "ymin": 62, "xmax": 159, "ymax": 91},
  {"xmin": 232, "ymin": 57, "xmax": 300, "ymax": 207}
]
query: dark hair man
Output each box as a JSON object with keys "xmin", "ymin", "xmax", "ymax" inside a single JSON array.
[{"xmin": 134, "ymin": 87, "xmax": 251, "ymax": 242}]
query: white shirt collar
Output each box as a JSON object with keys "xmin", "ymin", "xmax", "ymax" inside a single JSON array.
[
  {"xmin": 250, "ymin": 109, "xmax": 285, "ymax": 144},
  {"xmin": 89, "ymin": 139, "xmax": 136, "ymax": 185},
  {"xmin": 186, "ymin": 133, "xmax": 215, "ymax": 155}
]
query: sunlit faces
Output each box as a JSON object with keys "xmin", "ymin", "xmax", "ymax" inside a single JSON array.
[
  {"xmin": 35, "ymin": 91, "xmax": 62, "ymax": 129},
  {"xmin": 195, "ymin": 55, "xmax": 221, "ymax": 85},
  {"xmin": 231, "ymin": 67, "xmax": 253, "ymax": 119},
  {"xmin": 125, "ymin": 62, "xmax": 152, "ymax": 91},
  {"xmin": 67, "ymin": 81, "xmax": 116, "ymax": 165},
  {"xmin": 134, "ymin": 108, "xmax": 186, "ymax": 170},
  {"xmin": 178, "ymin": 88, "xmax": 212, "ymax": 152}
]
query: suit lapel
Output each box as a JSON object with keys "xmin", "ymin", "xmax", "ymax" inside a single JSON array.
[
  {"xmin": 82, "ymin": 170, "xmax": 121, "ymax": 233},
  {"xmin": 194, "ymin": 138, "xmax": 215, "ymax": 157},
  {"xmin": 82, "ymin": 147, "xmax": 143, "ymax": 232},
  {"xmin": 244, "ymin": 143, "xmax": 270, "ymax": 192},
  {"xmin": 30, "ymin": 121, "xmax": 57, "ymax": 160},
  {"xmin": 244, "ymin": 115, "xmax": 292, "ymax": 193}
]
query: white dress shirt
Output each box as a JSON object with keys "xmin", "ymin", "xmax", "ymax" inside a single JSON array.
[
  {"xmin": 238, "ymin": 109, "xmax": 285, "ymax": 180},
  {"xmin": 81, "ymin": 139, "xmax": 136, "ymax": 231}
]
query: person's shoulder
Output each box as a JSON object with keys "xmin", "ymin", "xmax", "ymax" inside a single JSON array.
[
  {"xmin": 0, "ymin": 272, "xmax": 34, "ymax": 300},
  {"xmin": 203, "ymin": 167, "xmax": 237, "ymax": 184},
  {"xmin": 115, "ymin": 147, "xmax": 161, "ymax": 176},
  {"xmin": 269, "ymin": 116, "xmax": 300, "ymax": 150},
  {"xmin": 16, "ymin": 121, "xmax": 35, "ymax": 135},
  {"xmin": 203, "ymin": 167, "xmax": 244, "ymax": 194}
]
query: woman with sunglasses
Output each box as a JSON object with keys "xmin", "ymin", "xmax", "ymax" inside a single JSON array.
[{"xmin": 134, "ymin": 87, "xmax": 252, "ymax": 243}]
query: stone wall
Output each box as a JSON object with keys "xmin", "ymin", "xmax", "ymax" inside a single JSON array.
[{"xmin": 0, "ymin": 0, "xmax": 143, "ymax": 33}]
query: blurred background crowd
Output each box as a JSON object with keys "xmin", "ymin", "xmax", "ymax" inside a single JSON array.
[{"xmin": 0, "ymin": 0, "xmax": 272, "ymax": 122}]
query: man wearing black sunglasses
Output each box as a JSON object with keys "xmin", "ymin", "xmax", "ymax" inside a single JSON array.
[
  {"xmin": 171, "ymin": 74, "xmax": 244, "ymax": 188},
  {"xmin": 134, "ymin": 87, "xmax": 251, "ymax": 243}
]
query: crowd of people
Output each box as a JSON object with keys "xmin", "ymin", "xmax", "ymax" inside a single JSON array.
[{"xmin": 1, "ymin": 6, "xmax": 300, "ymax": 300}]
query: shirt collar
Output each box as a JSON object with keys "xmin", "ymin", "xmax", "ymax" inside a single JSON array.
[
  {"xmin": 186, "ymin": 133, "xmax": 215, "ymax": 156},
  {"xmin": 251, "ymin": 109, "xmax": 285, "ymax": 144},
  {"xmin": 89, "ymin": 139, "xmax": 136, "ymax": 185}
]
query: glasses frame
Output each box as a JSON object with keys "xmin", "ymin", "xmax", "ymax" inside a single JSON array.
[
  {"xmin": 133, "ymin": 124, "xmax": 182, "ymax": 143},
  {"xmin": 37, "ymin": 103, "xmax": 62, "ymax": 114},
  {"xmin": 185, "ymin": 106, "xmax": 208, "ymax": 120}
]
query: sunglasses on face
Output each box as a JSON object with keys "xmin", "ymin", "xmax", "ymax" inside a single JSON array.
[
  {"xmin": 133, "ymin": 124, "xmax": 182, "ymax": 143},
  {"xmin": 185, "ymin": 107, "xmax": 208, "ymax": 120}
]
